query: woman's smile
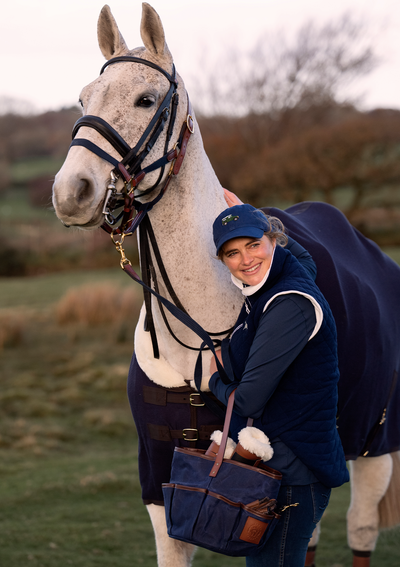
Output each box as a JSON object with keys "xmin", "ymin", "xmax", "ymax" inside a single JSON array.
[{"xmin": 221, "ymin": 235, "xmax": 275, "ymax": 286}]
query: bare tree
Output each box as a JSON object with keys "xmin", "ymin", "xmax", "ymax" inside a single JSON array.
[
  {"xmin": 195, "ymin": 13, "xmax": 378, "ymax": 146},
  {"xmin": 196, "ymin": 13, "xmax": 377, "ymax": 115}
]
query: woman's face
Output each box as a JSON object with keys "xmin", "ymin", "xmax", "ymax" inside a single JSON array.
[{"xmin": 221, "ymin": 235, "xmax": 275, "ymax": 286}]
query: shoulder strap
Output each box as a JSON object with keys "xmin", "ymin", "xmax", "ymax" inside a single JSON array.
[{"xmin": 209, "ymin": 390, "xmax": 236, "ymax": 477}]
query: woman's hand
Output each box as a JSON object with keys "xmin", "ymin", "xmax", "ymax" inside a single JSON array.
[
  {"xmin": 224, "ymin": 188, "xmax": 243, "ymax": 207},
  {"xmin": 210, "ymin": 348, "xmax": 223, "ymax": 375}
]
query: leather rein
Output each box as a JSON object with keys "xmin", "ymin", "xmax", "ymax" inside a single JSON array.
[{"xmin": 70, "ymin": 55, "xmax": 232, "ymax": 358}]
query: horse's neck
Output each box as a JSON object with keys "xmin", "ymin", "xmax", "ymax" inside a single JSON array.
[
  {"xmin": 134, "ymin": 130, "xmax": 243, "ymax": 386},
  {"xmin": 147, "ymin": 134, "xmax": 243, "ymax": 332}
]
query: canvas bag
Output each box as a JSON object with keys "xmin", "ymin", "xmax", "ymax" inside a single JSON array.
[{"xmin": 162, "ymin": 391, "xmax": 282, "ymax": 557}]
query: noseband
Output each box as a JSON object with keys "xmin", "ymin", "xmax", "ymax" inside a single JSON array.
[{"xmin": 70, "ymin": 55, "xmax": 194, "ymax": 235}]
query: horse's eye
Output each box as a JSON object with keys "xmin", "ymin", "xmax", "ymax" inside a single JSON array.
[
  {"xmin": 137, "ymin": 96, "xmax": 155, "ymax": 108},
  {"xmin": 79, "ymin": 99, "xmax": 83, "ymax": 108}
]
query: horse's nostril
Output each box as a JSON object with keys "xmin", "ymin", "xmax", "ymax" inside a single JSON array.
[{"xmin": 76, "ymin": 178, "xmax": 94, "ymax": 203}]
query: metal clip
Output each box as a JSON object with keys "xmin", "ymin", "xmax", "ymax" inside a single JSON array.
[
  {"xmin": 102, "ymin": 171, "xmax": 119, "ymax": 219},
  {"xmin": 280, "ymin": 503, "xmax": 300, "ymax": 513},
  {"xmin": 111, "ymin": 232, "xmax": 132, "ymax": 270}
]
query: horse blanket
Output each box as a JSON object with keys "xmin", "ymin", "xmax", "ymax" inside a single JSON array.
[
  {"xmin": 127, "ymin": 355, "xmax": 224, "ymax": 505},
  {"xmin": 262, "ymin": 202, "xmax": 400, "ymax": 459}
]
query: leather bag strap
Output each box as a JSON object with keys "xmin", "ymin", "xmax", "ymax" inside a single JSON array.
[{"xmin": 209, "ymin": 390, "xmax": 236, "ymax": 477}]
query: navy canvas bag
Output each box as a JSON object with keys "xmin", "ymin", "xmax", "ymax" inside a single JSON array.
[{"xmin": 162, "ymin": 392, "xmax": 282, "ymax": 557}]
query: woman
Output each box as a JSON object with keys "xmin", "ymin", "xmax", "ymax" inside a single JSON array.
[{"xmin": 208, "ymin": 203, "xmax": 349, "ymax": 567}]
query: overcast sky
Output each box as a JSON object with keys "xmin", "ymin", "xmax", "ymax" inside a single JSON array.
[{"xmin": 1, "ymin": 0, "xmax": 399, "ymax": 113}]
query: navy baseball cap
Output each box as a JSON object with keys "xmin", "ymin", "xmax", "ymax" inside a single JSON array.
[{"xmin": 213, "ymin": 204, "xmax": 271, "ymax": 255}]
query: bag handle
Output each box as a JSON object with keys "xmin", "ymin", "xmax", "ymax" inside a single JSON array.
[{"xmin": 209, "ymin": 390, "xmax": 236, "ymax": 477}]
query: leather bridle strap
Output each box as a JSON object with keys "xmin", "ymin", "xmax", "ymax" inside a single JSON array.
[
  {"xmin": 101, "ymin": 55, "xmax": 176, "ymax": 83},
  {"xmin": 99, "ymin": 100, "xmax": 194, "ymax": 237},
  {"xmin": 69, "ymin": 55, "xmax": 178, "ymax": 186},
  {"xmin": 120, "ymin": 259, "xmax": 233, "ymax": 420},
  {"xmin": 141, "ymin": 216, "xmax": 234, "ymax": 351},
  {"xmin": 71, "ymin": 115, "xmax": 130, "ymax": 160}
]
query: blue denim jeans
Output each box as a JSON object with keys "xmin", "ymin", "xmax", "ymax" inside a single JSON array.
[{"xmin": 246, "ymin": 483, "xmax": 331, "ymax": 567}]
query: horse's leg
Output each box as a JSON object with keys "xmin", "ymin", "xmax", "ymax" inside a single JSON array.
[
  {"xmin": 147, "ymin": 504, "xmax": 196, "ymax": 567},
  {"xmin": 378, "ymin": 451, "xmax": 400, "ymax": 528},
  {"xmin": 305, "ymin": 523, "xmax": 320, "ymax": 566},
  {"xmin": 347, "ymin": 454, "xmax": 393, "ymax": 567}
]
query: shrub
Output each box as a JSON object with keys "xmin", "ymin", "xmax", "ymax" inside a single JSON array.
[{"xmin": 55, "ymin": 283, "xmax": 141, "ymax": 327}]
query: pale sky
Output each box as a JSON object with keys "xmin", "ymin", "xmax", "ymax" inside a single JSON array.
[{"xmin": 1, "ymin": 0, "xmax": 399, "ymax": 113}]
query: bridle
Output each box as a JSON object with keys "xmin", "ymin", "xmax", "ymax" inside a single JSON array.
[
  {"xmin": 70, "ymin": 55, "xmax": 194, "ymax": 236},
  {"xmin": 69, "ymin": 55, "xmax": 232, "ymax": 359}
]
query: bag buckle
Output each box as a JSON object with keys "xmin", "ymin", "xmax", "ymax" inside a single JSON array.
[
  {"xmin": 190, "ymin": 393, "xmax": 205, "ymax": 407},
  {"xmin": 182, "ymin": 428, "xmax": 198, "ymax": 441}
]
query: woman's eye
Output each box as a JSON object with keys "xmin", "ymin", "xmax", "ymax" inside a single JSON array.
[{"xmin": 137, "ymin": 96, "xmax": 155, "ymax": 108}]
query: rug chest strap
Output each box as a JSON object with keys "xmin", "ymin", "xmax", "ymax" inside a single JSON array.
[
  {"xmin": 147, "ymin": 423, "xmax": 219, "ymax": 443},
  {"xmin": 143, "ymin": 385, "xmax": 220, "ymax": 447},
  {"xmin": 143, "ymin": 386, "xmax": 204, "ymax": 406}
]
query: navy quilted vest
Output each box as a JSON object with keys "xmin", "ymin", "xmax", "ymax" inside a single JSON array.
[{"xmin": 229, "ymin": 245, "xmax": 349, "ymax": 488}]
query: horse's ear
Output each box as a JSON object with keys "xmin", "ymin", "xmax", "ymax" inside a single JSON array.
[
  {"xmin": 97, "ymin": 5, "xmax": 128, "ymax": 60},
  {"xmin": 140, "ymin": 3, "xmax": 172, "ymax": 62}
]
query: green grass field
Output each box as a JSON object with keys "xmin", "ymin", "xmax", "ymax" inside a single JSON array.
[{"xmin": 1, "ymin": 264, "xmax": 400, "ymax": 566}]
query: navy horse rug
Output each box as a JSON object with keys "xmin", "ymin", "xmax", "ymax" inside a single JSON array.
[{"xmin": 262, "ymin": 202, "xmax": 400, "ymax": 460}]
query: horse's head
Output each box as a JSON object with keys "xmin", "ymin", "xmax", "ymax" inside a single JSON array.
[{"xmin": 52, "ymin": 3, "xmax": 189, "ymax": 229}]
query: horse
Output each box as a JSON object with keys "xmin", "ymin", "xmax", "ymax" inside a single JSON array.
[{"xmin": 52, "ymin": 4, "xmax": 400, "ymax": 567}]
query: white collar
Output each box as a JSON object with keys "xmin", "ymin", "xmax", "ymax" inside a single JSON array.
[{"xmin": 231, "ymin": 247, "xmax": 276, "ymax": 296}]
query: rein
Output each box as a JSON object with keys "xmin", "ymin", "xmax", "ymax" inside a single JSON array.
[{"xmin": 69, "ymin": 55, "xmax": 233, "ymax": 364}]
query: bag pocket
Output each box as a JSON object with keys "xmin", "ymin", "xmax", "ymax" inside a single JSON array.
[{"xmin": 163, "ymin": 483, "xmax": 207, "ymax": 541}]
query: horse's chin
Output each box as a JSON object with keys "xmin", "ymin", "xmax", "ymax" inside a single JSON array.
[
  {"xmin": 71, "ymin": 217, "xmax": 104, "ymax": 230},
  {"xmin": 55, "ymin": 198, "xmax": 105, "ymax": 230}
]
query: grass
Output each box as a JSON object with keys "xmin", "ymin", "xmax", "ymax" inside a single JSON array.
[
  {"xmin": 10, "ymin": 157, "xmax": 66, "ymax": 184},
  {"xmin": 382, "ymin": 247, "xmax": 400, "ymax": 266},
  {"xmin": 0, "ymin": 268, "xmax": 136, "ymax": 310},
  {"xmin": 0, "ymin": 187, "xmax": 139, "ymax": 276}
]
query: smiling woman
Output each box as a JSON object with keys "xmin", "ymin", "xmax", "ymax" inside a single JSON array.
[
  {"xmin": 214, "ymin": 205, "xmax": 287, "ymax": 287},
  {"xmin": 209, "ymin": 202, "xmax": 349, "ymax": 567}
]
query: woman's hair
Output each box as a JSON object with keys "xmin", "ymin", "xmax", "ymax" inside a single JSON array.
[{"xmin": 217, "ymin": 213, "xmax": 288, "ymax": 261}]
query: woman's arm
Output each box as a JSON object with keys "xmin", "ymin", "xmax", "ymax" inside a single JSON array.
[{"xmin": 209, "ymin": 294, "xmax": 316, "ymax": 417}]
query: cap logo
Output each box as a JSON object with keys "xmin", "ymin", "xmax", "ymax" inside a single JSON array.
[{"xmin": 222, "ymin": 214, "xmax": 239, "ymax": 226}]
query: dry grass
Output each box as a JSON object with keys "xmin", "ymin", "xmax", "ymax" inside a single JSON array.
[
  {"xmin": 55, "ymin": 283, "xmax": 141, "ymax": 326},
  {"xmin": 0, "ymin": 279, "xmax": 140, "ymax": 454},
  {"xmin": 0, "ymin": 310, "xmax": 25, "ymax": 350}
]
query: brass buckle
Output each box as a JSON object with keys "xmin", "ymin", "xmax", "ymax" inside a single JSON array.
[
  {"xmin": 190, "ymin": 393, "xmax": 205, "ymax": 407},
  {"xmin": 182, "ymin": 428, "xmax": 198, "ymax": 441},
  {"xmin": 187, "ymin": 114, "xmax": 194, "ymax": 134}
]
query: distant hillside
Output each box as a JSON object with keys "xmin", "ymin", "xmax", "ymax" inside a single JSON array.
[{"xmin": 1, "ymin": 103, "xmax": 400, "ymax": 245}]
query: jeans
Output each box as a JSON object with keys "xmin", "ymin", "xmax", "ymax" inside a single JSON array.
[{"xmin": 246, "ymin": 482, "xmax": 331, "ymax": 567}]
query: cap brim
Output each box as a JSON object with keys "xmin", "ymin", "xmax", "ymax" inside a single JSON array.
[{"xmin": 216, "ymin": 227, "xmax": 265, "ymax": 254}]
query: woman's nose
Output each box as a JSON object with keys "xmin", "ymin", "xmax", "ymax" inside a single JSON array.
[{"xmin": 241, "ymin": 251, "xmax": 253, "ymax": 265}]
